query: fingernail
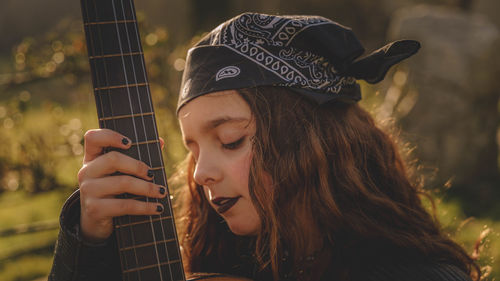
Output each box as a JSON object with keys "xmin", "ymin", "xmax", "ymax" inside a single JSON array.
[
  {"xmin": 122, "ymin": 138, "xmax": 129, "ymax": 145},
  {"xmin": 159, "ymin": 187, "xmax": 166, "ymax": 195},
  {"xmin": 156, "ymin": 205, "xmax": 163, "ymax": 213},
  {"xmin": 148, "ymin": 170, "xmax": 154, "ymax": 178}
]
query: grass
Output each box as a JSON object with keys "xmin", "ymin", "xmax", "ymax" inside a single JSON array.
[
  {"xmin": 0, "ymin": 189, "xmax": 498, "ymax": 281},
  {"xmin": 0, "ymin": 191, "xmax": 66, "ymax": 229},
  {"xmin": 0, "ymin": 190, "xmax": 69, "ymax": 281},
  {"xmin": 435, "ymin": 200, "xmax": 500, "ymax": 280},
  {"xmin": 0, "ymin": 99, "xmax": 187, "ymax": 281},
  {"xmin": 0, "ymin": 101, "xmax": 497, "ymax": 281},
  {"xmin": 0, "ymin": 20, "xmax": 497, "ymax": 279}
]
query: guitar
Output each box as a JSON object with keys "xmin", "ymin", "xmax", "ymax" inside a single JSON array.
[{"xmin": 79, "ymin": 0, "xmax": 251, "ymax": 280}]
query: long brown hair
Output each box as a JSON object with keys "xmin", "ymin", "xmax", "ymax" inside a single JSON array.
[{"xmin": 175, "ymin": 86, "xmax": 479, "ymax": 280}]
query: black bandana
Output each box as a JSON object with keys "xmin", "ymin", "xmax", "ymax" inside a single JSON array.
[{"xmin": 177, "ymin": 13, "xmax": 420, "ymax": 112}]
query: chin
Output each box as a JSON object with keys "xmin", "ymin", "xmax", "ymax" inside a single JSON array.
[{"xmin": 224, "ymin": 216, "xmax": 260, "ymax": 236}]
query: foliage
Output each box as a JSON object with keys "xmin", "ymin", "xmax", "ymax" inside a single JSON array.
[
  {"xmin": 0, "ymin": 11, "xmax": 497, "ymax": 281},
  {"xmin": 0, "ymin": 15, "xmax": 198, "ymax": 194}
]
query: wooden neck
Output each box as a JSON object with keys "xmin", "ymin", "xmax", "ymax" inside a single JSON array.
[{"xmin": 80, "ymin": 0, "xmax": 185, "ymax": 280}]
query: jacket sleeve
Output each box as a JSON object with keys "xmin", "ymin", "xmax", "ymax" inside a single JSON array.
[{"xmin": 48, "ymin": 190, "xmax": 122, "ymax": 281}]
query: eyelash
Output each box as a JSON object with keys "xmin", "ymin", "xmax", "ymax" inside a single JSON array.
[{"xmin": 222, "ymin": 137, "xmax": 245, "ymax": 150}]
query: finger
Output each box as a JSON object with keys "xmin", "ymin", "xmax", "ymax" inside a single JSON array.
[
  {"xmin": 80, "ymin": 176, "xmax": 167, "ymax": 199},
  {"xmin": 83, "ymin": 129, "xmax": 132, "ymax": 163},
  {"xmin": 159, "ymin": 137, "xmax": 165, "ymax": 150},
  {"xmin": 79, "ymin": 151, "xmax": 152, "ymax": 181},
  {"xmin": 83, "ymin": 198, "xmax": 164, "ymax": 219}
]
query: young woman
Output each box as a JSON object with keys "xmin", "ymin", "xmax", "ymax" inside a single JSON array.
[{"xmin": 49, "ymin": 13, "xmax": 480, "ymax": 281}]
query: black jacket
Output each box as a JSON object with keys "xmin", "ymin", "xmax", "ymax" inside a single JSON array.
[{"xmin": 48, "ymin": 190, "xmax": 474, "ymax": 281}]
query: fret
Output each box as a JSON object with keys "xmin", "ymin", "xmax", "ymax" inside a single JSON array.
[
  {"xmin": 120, "ymin": 238, "xmax": 176, "ymax": 251},
  {"xmin": 115, "ymin": 215, "xmax": 172, "ymax": 229},
  {"xmin": 99, "ymin": 111, "xmax": 154, "ymax": 121},
  {"xmin": 81, "ymin": 0, "xmax": 186, "ymax": 280},
  {"xmin": 84, "ymin": 19, "xmax": 137, "ymax": 26},
  {"xmin": 85, "ymin": 22, "xmax": 141, "ymax": 57},
  {"xmin": 90, "ymin": 55, "xmax": 147, "ymax": 88},
  {"xmin": 119, "ymin": 238, "xmax": 179, "ymax": 270},
  {"xmin": 95, "ymin": 82, "xmax": 148, "ymax": 91},
  {"xmin": 96, "ymin": 84, "xmax": 152, "ymax": 118},
  {"xmin": 106, "ymin": 143, "xmax": 164, "ymax": 171},
  {"xmin": 121, "ymin": 238, "xmax": 182, "ymax": 272},
  {"xmin": 81, "ymin": 0, "xmax": 134, "ymax": 23},
  {"xmin": 123, "ymin": 192, "xmax": 170, "ymax": 203},
  {"xmin": 148, "ymin": 168, "xmax": 166, "ymax": 186},
  {"xmin": 90, "ymin": 51, "xmax": 143, "ymax": 59},
  {"xmin": 116, "ymin": 215, "xmax": 176, "ymax": 248},
  {"xmin": 123, "ymin": 262, "xmax": 185, "ymax": 281},
  {"xmin": 123, "ymin": 259, "xmax": 182, "ymax": 274},
  {"xmin": 132, "ymin": 139, "xmax": 160, "ymax": 146},
  {"xmin": 121, "ymin": 193, "xmax": 172, "ymax": 202},
  {"xmin": 102, "ymin": 114, "xmax": 158, "ymax": 143}
]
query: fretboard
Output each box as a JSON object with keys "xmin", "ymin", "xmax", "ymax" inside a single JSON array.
[{"xmin": 79, "ymin": 0, "xmax": 185, "ymax": 280}]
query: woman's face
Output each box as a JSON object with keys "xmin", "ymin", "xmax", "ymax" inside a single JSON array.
[{"xmin": 178, "ymin": 90, "xmax": 261, "ymax": 236}]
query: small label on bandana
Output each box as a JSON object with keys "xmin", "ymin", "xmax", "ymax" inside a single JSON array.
[{"xmin": 216, "ymin": 66, "xmax": 241, "ymax": 81}]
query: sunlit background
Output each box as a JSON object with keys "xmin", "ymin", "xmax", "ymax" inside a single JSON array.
[{"xmin": 0, "ymin": 0, "xmax": 498, "ymax": 280}]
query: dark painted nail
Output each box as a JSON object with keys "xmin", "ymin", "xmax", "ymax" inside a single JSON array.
[
  {"xmin": 148, "ymin": 170, "xmax": 154, "ymax": 178},
  {"xmin": 159, "ymin": 187, "xmax": 165, "ymax": 195},
  {"xmin": 156, "ymin": 205, "xmax": 163, "ymax": 213},
  {"xmin": 122, "ymin": 138, "xmax": 129, "ymax": 145}
]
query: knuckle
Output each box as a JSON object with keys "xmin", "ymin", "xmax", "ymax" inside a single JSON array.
[
  {"xmin": 106, "ymin": 151, "xmax": 120, "ymax": 165},
  {"xmin": 116, "ymin": 176, "xmax": 129, "ymax": 189},
  {"xmin": 79, "ymin": 181, "xmax": 89, "ymax": 196},
  {"xmin": 77, "ymin": 166, "xmax": 87, "ymax": 183},
  {"xmin": 83, "ymin": 199, "xmax": 98, "ymax": 217},
  {"xmin": 119, "ymin": 199, "xmax": 132, "ymax": 212},
  {"xmin": 83, "ymin": 129, "xmax": 98, "ymax": 142}
]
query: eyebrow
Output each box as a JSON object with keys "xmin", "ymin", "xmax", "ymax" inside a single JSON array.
[
  {"xmin": 204, "ymin": 116, "xmax": 249, "ymax": 132},
  {"xmin": 183, "ymin": 116, "xmax": 250, "ymax": 145}
]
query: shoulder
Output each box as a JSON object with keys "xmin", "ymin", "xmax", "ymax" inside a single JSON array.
[{"xmin": 356, "ymin": 261, "xmax": 472, "ymax": 281}]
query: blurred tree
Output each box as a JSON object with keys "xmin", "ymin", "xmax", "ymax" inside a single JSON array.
[
  {"xmin": 387, "ymin": 5, "xmax": 500, "ymax": 217},
  {"xmin": 190, "ymin": 0, "xmax": 231, "ymax": 33}
]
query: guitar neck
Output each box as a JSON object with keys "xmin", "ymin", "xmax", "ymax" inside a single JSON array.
[{"xmin": 79, "ymin": 0, "xmax": 185, "ymax": 280}]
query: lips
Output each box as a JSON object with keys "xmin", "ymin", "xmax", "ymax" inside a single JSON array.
[{"xmin": 211, "ymin": 196, "xmax": 241, "ymax": 214}]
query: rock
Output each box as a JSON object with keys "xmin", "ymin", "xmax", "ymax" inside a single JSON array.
[{"xmin": 386, "ymin": 5, "xmax": 500, "ymax": 214}]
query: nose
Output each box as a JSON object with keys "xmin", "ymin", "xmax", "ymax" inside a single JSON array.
[{"xmin": 193, "ymin": 151, "xmax": 223, "ymax": 186}]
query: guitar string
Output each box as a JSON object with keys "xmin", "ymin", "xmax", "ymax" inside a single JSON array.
[
  {"xmin": 92, "ymin": 1, "xmax": 137, "ymax": 280},
  {"xmin": 86, "ymin": 1, "xmax": 131, "ymax": 280},
  {"xmin": 110, "ymin": 0, "xmax": 147, "ymax": 279},
  {"xmin": 128, "ymin": 0, "xmax": 184, "ymax": 279},
  {"xmin": 117, "ymin": 0, "xmax": 169, "ymax": 279}
]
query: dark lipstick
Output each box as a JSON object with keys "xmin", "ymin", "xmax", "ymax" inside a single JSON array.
[{"xmin": 212, "ymin": 196, "xmax": 240, "ymax": 214}]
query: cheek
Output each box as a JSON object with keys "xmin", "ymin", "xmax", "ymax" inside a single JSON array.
[{"xmin": 228, "ymin": 149, "xmax": 252, "ymax": 194}]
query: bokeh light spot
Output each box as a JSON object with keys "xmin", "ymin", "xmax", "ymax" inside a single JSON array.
[
  {"xmin": 19, "ymin": 90, "xmax": 31, "ymax": 102},
  {"xmin": 393, "ymin": 70, "xmax": 407, "ymax": 87},
  {"xmin": 69, "ymin": 118, "xmax": 82, "ymax": 130},
  {"xmin": 4, "ymin": 118, "xmax": 14, "ymax": 129},
  {"xmin": 146, "ymin": 33, "xmax": 158, "ymax": 46},
  {"xmin": 53, "ymin": 52, "xmax": 65, "ymax": 64},
  {"xmin": 7, "ymin": 178, "xmax": 19, "ymax": 191},
  {"xmin": 174, "ymin": 58, "xmax": 185, "ymax": 71}
]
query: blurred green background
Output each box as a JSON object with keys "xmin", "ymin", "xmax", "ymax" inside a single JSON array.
[{"xmin": 0, "ymin": 0, "xmax": 498, "ymax": 280}]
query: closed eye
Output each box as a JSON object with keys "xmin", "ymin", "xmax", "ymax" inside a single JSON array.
[{"xmin": 222, "ymin": 137, "xmax": 245, "ymax": 150}]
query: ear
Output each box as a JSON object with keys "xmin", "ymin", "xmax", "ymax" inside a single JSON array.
[{"xmin": 344, "ymin": 40, "xmax": 420, "ymax": 84}]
